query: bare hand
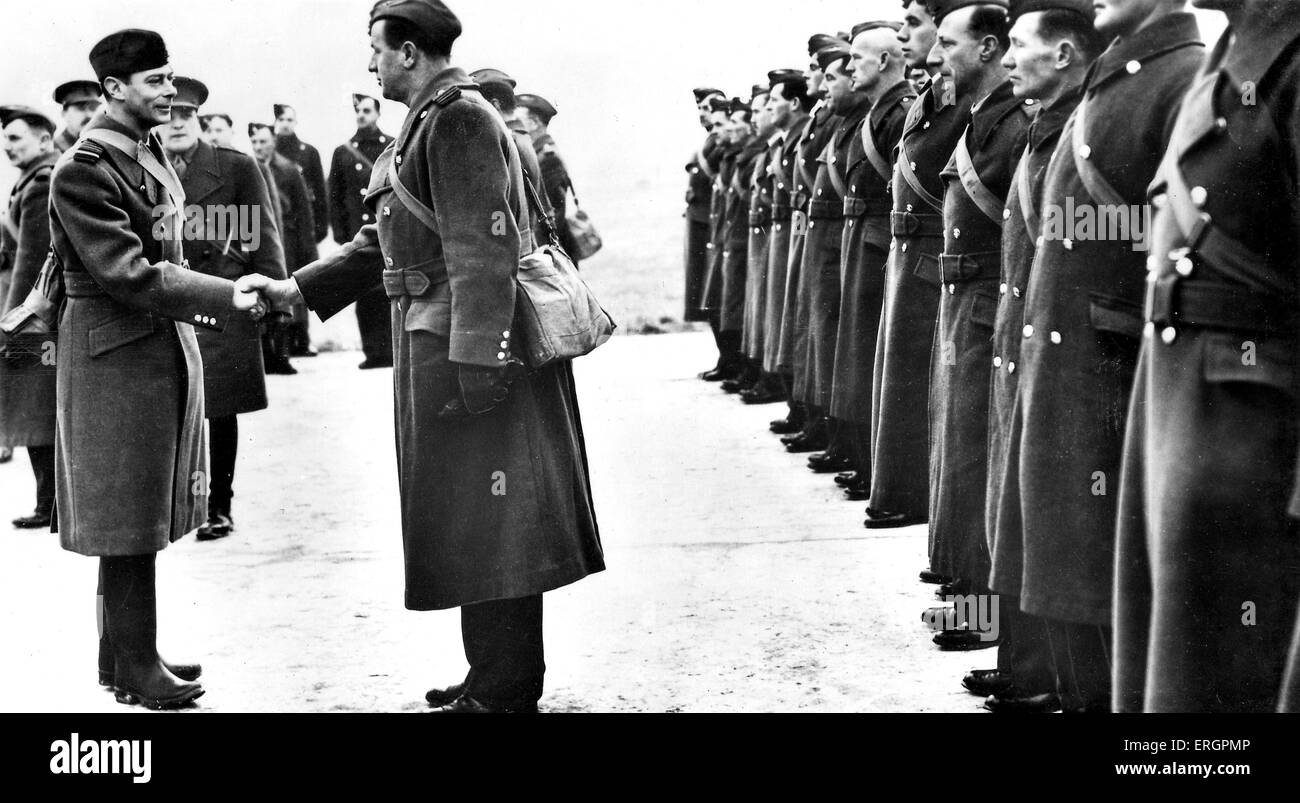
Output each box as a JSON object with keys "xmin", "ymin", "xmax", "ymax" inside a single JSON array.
[{"xmin": 232, "ymin": 276, "xmax": 268, "ymax": 320}]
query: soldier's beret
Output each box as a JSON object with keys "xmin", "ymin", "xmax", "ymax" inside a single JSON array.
[
  {"xmin": 926, "ymin": 0, "xmax": 1009, "ymax": 24},
  {"xmin": 815, "ymin": 42, "xmax": 852, "ymax": 72},
  {"xmin": 369, "ymin": 0, "xmax": 462, "ymax": 45},
  {"xmin": 729, "ymin": 97, "xmax": 750, "ymax": 115},
  {"xmin": 351, "ymin": 92, "xmax": 380, "ymax": 109},
  {"xmin": 247, "ymin": 122, "xmax": 273, "ymax": 138},
  {"xmin": 851, "ymin": 20, "xmax": 904, "ymax": 39},
  {"xmin": 469, "ymin": 68, "xmax": 517, "ymax": 89},
  {"xmin": 89, "ymin": 29, "xmax": 169, "ymax": 82},
  {"xmin": 172, "ymin": 76, "xmax": 208, "ymax": 110},
  {"xmin": 807, "ymin": 34, "xmax": 840, "ymax": 56},
  {"xmin": 693, "ymin": 87, "xmax": 724, "ymax": 103},
  {"xmin": 1008, "ymin": 0, "xmax": 1094, "ymax": 21},
  {"xmin": 53, "ymin": 80, "xmax": 102, "ymax": 107},
  {"xmin": 516, "ymin": 93, "xmax": 557, "ymax": 124},
  {"xmin": 0, "ymin": 105, "xmax": 56, "ymax": 135},
  {"xmin": 273, "ymin": 103, "xmax": 293, "ymax": 118}
]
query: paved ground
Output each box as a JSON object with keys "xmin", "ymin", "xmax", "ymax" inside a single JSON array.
[{"xmin": 0, "ymin": 331, "xmax": 990, "ymax": 712}]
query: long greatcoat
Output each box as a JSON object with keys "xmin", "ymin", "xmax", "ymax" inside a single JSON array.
[
  {"xmin": 49, "ymin": 117, "xmax": 235, "ymax": 555},
  {"xmin": 928, "ymin": 82, "xmax": 1030, "ymax": 583},
  {"xmin": 295, "ymin": 68, "xmax": 604, "ymax": 611},
  {"xmin": 180, "ymin": 141, "xmax": 286, "ymax": 419},
  {"xmin": 777, "ymin": 103, "xmax": 837, "ymax": 392},
  {"xmin": 0, "ymin": 151, "xmax": 58, "ymax": 448},
  {"xmin": 741, "ymin": 138, "xmax": 775, "ymax": 361},
  {"xmin": 987, "ymin": 87, "xmax": 1080, "ymax": 598},
  {"xmin": 830, "ymin": 82, "xmax": 913, "ymax": 427},
  {"xmin": 1115, "ymin": 4, "xmax": 1300, "ymax": 713},
  {"xmin": 762, "ymin": 117, "xmax": 808, "ymax": 374},
  {"xmin": 867, "ymin": 77, "xmax": 969, "ymax": 519},
  {"xmin": 683, "ymin": 133, "xmax": 719, "ymax": 322},
  {"xmin": 1015, "ymin": 13, "xmax": 1204, "ymax": 627},
  {"xmin": 797, "ymin": 102, "xmax": 868, "ymax": 411}
]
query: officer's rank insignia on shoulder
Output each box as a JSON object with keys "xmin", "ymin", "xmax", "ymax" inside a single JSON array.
[
  {"xmin": 73, "ymin": 139, "xmax": 105, "ymax": 164},
  {"xmin": 434, "ymin": 86, "xmax": 464, "ymax": 107}
]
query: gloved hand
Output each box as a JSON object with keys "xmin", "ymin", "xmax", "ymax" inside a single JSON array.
[{"xmin": 438, "ymin": 359, "xmax": 525, "ymax": 418}]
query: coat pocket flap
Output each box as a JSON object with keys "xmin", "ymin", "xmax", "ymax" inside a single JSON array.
[
  {"xmin": 1088, "ymin": 293, "xmax": 1144, "ymax": 340},
  {"xmin": 1202, "ymin": 333, "xmax": 1296, "ymax": 390},
  {"xmin": 403, "ymin": 298, "xmax": 451, "ymax": 337},
  {"xmin": 88, "ymin": 314, "xmax": 156, "ymax": 357}
]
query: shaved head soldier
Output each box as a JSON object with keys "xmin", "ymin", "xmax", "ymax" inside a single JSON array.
[{"xmin": 831, "ymin": 22, "xmax": 915, "ymax": 502}]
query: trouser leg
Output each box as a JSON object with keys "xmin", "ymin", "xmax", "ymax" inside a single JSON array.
[
  {"xmin": 208, "ymin": 416, "xmax": 237, "ymax": 517},
  {"xmin": 461, "ymin": 594, "xmax": 545, "ymax": 708},
  {"xmin": 28, "ymin": 444, "xmax": 55, "ymax": 516}
]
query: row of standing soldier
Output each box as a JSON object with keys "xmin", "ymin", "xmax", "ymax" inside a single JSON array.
[
  {"xmin": 683, "ymin": 0, "xmax": 1300, "ymax": 713},
  {"xmin": 0, "ymin": 64, "xmax": 577, "ymax": 540}
]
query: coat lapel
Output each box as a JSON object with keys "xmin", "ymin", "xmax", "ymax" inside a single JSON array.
[{"xmin": 182, "ymin": 141, "xmax": 223, "ymax": 206}]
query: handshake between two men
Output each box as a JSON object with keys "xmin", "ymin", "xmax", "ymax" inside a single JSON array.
[{"xmin": 227, "ymin": 273, "xmax": 519, "ymax": 417}]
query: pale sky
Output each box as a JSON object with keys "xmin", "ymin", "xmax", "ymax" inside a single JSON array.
[{"xmin": 1, "ymin": 1, "xmax": 1228, "ymax": 221}]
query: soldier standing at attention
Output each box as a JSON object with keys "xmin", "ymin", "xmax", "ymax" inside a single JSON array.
[
  {"xmin": 797, "ymin": 40, "xmax": 869, "ymax": 478},
  {"xmin": 699, "ymin": 95, "xmax": 744, "ymax": 379},
  {"xmin": 864, "ymin": 1, "xmax": 958, "ymax": 533},
  {"xmin": 758, "ymin": 70, "xmax": 811, "ymax": 422},
  {"xmin": 0, "ymin": 105, "xmax": 59, "ymax": 528},
  {"xmin": 251, "ymin": 121, "xmax": 316, "ymax": 375},
  {"xmin": 273, "ymin": 103, "xmax": 327, "ymax": 357},
  {"xmin": 163, "ymin": 77, "xmax": 287, "ymax": 541},
  {"xmin": 1012, "ymin": 0, "xmax": 1202, "ymax": 712},
  {"xmin": 776, "ymin": 35, "xmax": 841, "ymax": 455},
  {"xmin": 328, "ymin": 91, "xmax": 393, "ymax": 369},
  {"xmin": 516, "ymin": 93, "xmax": 581, "ymax": 265},
  {"xmin": 48, "ymin": 29, "xmax": 265, "ymax": 708},
  {"xmin": 976, "ymin": 0, "xmax": 1104, "ymax": 712},
  {"xmin": 688, "ymin": 86, "xmax": 725, "ymax": 374},
  {"xmin": 737, "ymin": 85, "xmax": 783, "ymax": 405},
  {"xmin": 924, "ymin": 0, "xmax": 1029, "ymax": 654},
  {"xmin": 244, "ymin": 0, "xmax": 604, "ymax": 713},
  {"xmin": 830, "ymin": 23, "xmax": 915, "ymax": 502},
  {"xmin": 713, "ymin": 96, "xmax": 765, "ymax": 395},
  {"xmin": 51, "ymin": 80, "xmax": 102, "ymax": 153},
  {"xmin": 1115, "ymin": 0, "xmax": 1300, "ymax": 714}
]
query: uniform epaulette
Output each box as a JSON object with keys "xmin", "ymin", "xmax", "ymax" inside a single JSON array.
[
  {"xmin": 434, "ymin": 83, "xmax": 479, "ymax": 107},
  {"xmin": 72, "ymin": 140, "xmax": 105, "ymax": 164}
]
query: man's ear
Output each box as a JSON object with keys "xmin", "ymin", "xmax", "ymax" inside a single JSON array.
[
  {"xmin": 1055, "ymin": 39, "xmax": 1079, "ymax": 71},
  {"xmin": 102, "ymin": 77, "xmax": 126, "ymax": 102}
]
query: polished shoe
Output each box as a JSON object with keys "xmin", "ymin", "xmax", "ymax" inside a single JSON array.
[
  {"xmin": 962, "ymin": 668, "xmax": 1013, "ymax": 697},
  {"xmin": 0, "ymin": 446, "xmax": 11, "ymax": 463},
  {"xmin": 919, "ymin": 569, "xmax": 952, "ymax": 585},
  {"xmin": 427, "ymin": 694, "xmax": 538, "ymax": 714},
  {"xmin": 291, "ymin": 347, "xmax": 318, "ymax": 358},
  {"xmin": 12, "ymin": 511, "xmax": 52, "ymax": 529},
  {"xmin": 984, "ymin": 688, "xmax": 1062, "ymax": 713},
  {"xmin": 359, "ymin": 358, "xmax": 393, "ymax": 370},
  {"xmin": 936, "ymin": 581, "xmax": 967, "ymax": 599},
  {"xmin": 933, "ymin": 628, "xmax": 999, "ymax": 651},
  {"xmin": 195, "ymin": 514, "xmax": 231, "ymax": 542},
  {"xmin": 833, "ymin": 471, "xmax": 860, "ymax": 487},
  {"xmin": 769, "ymin": 417, "xmax": 802, "ymax": 434},
  {"xmin": 741, "ymin": 386, "xmax": 785, "ymax": 404},
  {"xmin": 863, "ymin": 509, "xmax": 926, "ymax": 529},
  {"xmin": 843, "ymin": 485, "xmax": 871, "ymax": 502},
  {"xmin": 807, "ymin": 453, "xmax": 853, "ymax": 474},
  {"xmin": 425, "ymin": 682, "xmax": 466, "ymax": 707},
  {"xmin": 721, "ymin": 377, "xmax": 756, "ymax": 394},
  {"xmin": 785, "ymin": 433, "xmax": 829, "ymax": 453}
]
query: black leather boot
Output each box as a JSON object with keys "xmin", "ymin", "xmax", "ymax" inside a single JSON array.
[{"xmin": 101, "ymin": 555, "xmax": 204, "ymax": 709}]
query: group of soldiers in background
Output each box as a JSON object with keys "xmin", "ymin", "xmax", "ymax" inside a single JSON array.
[
  {"xmin": 684, "ymin": 0, "xmax": 1300, "ymax": 713},
  {"xmin": 0, "ymin": 61, "xmax": 578, "ymax": 540}
]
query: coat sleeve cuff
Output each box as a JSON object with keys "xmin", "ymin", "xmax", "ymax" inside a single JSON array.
[
  {"xmin": 181, "ymin": 274, "xmax": 235, "ymax": 333},
  {"xmin": 448, "ymin": 328, "xmax": 515, "ymax": 368}
]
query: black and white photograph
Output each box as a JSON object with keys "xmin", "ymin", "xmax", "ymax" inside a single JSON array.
[{"xmin": 0, "ymin": 0, "xmax": 1295, "ymax": 784}]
